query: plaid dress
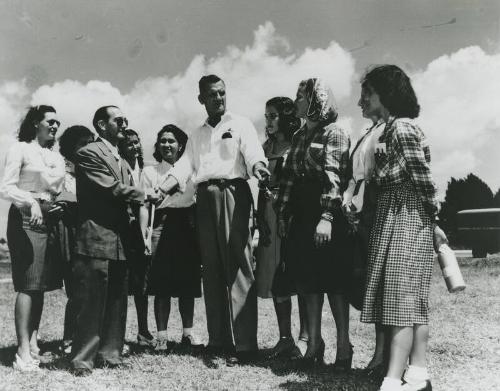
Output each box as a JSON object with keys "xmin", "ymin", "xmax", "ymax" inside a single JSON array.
[{"xmin": 361, "ymin": 118, "xmax": 438, "ymax": 326}]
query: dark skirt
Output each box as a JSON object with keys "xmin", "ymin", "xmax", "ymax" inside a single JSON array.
[
  {"xmin": 7, "ymin": 202, "xmax": 63, "ymax": 292},
  {"xmin": 285, "ymin": 178, "xmax": 349, "ymax": 294},
  {"xmin": 146, "ymin": 206, "xmax": 202, "ymax": 298}
]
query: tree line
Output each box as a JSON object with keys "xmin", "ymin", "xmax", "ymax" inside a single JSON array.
[{"xmin": 439, "ymin": 173, "xmax": 500, "ymax": 244}]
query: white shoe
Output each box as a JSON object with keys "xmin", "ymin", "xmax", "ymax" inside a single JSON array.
[
  {"xmin": 181, "ymin": 333, "xmax": 204, "ymax": 347},
  {"xmin": 401, "ymin": 380, "xmax": 432, "ymax": 391},
  {"xmin": 13, "ymin": 353, "xmax": 41, "ymax": 372}
]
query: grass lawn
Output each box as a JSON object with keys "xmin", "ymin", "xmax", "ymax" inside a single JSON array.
[{"xmin": 0, "ymin": 255, "xmax": 499, "ymax": 391}]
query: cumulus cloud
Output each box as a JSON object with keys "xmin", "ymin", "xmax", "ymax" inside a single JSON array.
[
  {"xmin": 412, "ymin": 46, "xmax": 500, "ymax": 194},
  {"xmin": 0, "ymin": 25, "xmax": 499, "ymax": 235}
]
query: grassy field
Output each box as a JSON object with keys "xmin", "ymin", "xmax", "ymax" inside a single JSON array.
[{"xmin": 0, "ymin": 255, "xmax": 499, "ymax": 391}]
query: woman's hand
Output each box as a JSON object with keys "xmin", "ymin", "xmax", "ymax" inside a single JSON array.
[
  {"xmin": 278, "ymin": 219, "xmax": 288, "ymax": 238},
  {"xmin": 433, "ymin": 225, "xmax": 449, "ymax": 252},
  {"xmin": 142, "ymin": 227, "xmax": 152, "ymax": 255},
  {"xmin": 314, "ymin": 219, "xmax": 332, "ymax": 247},
  {"xmin": 29, "ymin": 200, "xmax": 43, "ymax": 228}
]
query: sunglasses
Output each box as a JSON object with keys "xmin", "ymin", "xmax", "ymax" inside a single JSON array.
[
  {"xmin": 47, "ymin": 119, "xmax": 61, "ymax": 127},
  {"xmin": 114, "ymin": 117, "xmax": 129, "ymax": 127}
]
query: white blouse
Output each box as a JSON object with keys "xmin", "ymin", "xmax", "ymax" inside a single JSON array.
[
  {"xmin": 0, "ymin": 140, "xmax": 66, "ymax": 208},
  {"xmin": 141, "ymin": 161, "xmax": 195, "ymax": 208},
  {"xmin": 343, "ymin": 121, "xmax": 385, "ymax": 212}
]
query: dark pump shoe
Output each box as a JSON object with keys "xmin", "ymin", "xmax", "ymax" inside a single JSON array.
[
  {"xmin": 226, "ymin": 351, "xmax": 257, "ymax": 366},
  {"xmin": 295, "ymin": 339, "xmax": 325, "ymax": 368},
  {"xmin": 266, "ymin": 337, "xmax": 300, "ymax": 359},
  {"xmin": 180, "ymin": 334, "xmax": 204, "ymax": 348},
  {"xmin": 332, "ymin": 344, "xmax": 353, "ymax": 371}
]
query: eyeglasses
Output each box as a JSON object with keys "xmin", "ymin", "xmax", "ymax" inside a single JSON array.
[
  {"xmin": 114, "ymin": 117, "xmax": 128, "ymax": 127},
  {"xmin": 47, "ymin": 119, "xmax": 61, "ymax": 127},
  {"xmin": 264, "ymin": 114, "xmax": 279, "ymax": 120}
]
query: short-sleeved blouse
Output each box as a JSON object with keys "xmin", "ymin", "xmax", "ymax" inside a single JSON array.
[
  {"xmin": 140, "ymin": 161, "xmax": 195, "ymax": 208},
  {"xmin": 0, "ymin": 140, "xmax": 66, "ymax": 207}
]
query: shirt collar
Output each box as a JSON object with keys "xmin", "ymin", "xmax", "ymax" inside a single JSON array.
[
  {"xmin": 203, "ymin": 111, "xmax": 232, "ymax": 129},
  {"xmin": 99, "ymin": 137, "xmax": 121, "ymax": 161}
]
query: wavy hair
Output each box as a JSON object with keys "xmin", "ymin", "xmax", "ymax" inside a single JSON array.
[
  {"xmin": 153, "ymin": 124, "xmax": 188, "ymax": 163},
  {"xmin": 265, "ymin": 96, "xmax": 301, "ymax": 141},
  {"xmin": 18, "ymin": 105, "xmax": 56, "ymax": 143},
  {"xmin": 361, "ymin": 65, "xmax": 420, "ymax": 118}
]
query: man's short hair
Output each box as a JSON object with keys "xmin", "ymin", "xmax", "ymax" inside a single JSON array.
[
  {"xmin": 92, "ymin": 105, "xmax": 118, "ymax": 134},
  {"xmin": 198, "ymin": 74, "xmax": 224, "ymax": 94}
]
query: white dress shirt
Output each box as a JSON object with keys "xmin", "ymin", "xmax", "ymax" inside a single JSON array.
[
  {"xmin": 343, "ymin": 121, "xmax": 385, "ymax": 212},
  {"xmin": 169, "ymin": 111, "xmax": 267, "ymax": 190},
  {"xmin": 141, "ymin": 161, "xmax": 195, "ymax": 208},
  {"xmin": 0, "ymin": 140, "xmax": 66, "ymax": 208}
]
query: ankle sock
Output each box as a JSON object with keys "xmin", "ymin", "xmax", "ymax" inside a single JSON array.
[
  {"xmin": 403, "ymin": 365, "xmax": 429, "ymax": 384},
  {"xmin": 157, "ymin": 330, "xmax": 168, "ymax": 339},
  {"xmin": 380, "ymin": 377, "xmax": 402, "ymax": 391},
  {"xmin": 182, "ymin": 327, "xmax": 192, "ymax": 337}
]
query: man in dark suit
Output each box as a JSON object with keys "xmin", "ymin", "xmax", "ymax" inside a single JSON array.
[{"xmin": 70, "ymin": 106, "xmax": 144, "ymax": 376}]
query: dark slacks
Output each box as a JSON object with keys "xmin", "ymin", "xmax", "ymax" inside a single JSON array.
[
  {"xmin": 71, "ymin": 255, "xmax": 128, "ymax": 370},
  {"xmin": 196, "ymin": 179, "xmax": 257, "ymax": 352}
]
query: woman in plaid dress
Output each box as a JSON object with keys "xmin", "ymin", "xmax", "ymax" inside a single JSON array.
[
  {"xmin": 276, "ymin": 78, "xmax": 351, "ymax": 367},
  {"xmin": 359, "ymin": 65, "xmax": 445, "ymax": 391}
]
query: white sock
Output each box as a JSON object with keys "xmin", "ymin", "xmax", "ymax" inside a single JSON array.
[
  {"xmin": 183, "ymin": 327, "xmax": 192, "ymax": 337},
  {"xmin": 157, "ymin": 330, "xmax": 168, "ymax": 339},
  {"xmin": 380, "ymin": 377, "xmax": 403, "ymax": 391},
  {"xmin": 404, "ymin": 365, "xmax": 429, "ymax": 384}
]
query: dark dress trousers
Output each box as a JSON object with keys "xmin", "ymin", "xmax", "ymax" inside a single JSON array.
[{"xmin": 71, "ymin": 139, "xmax": 144, "ymax": 370}]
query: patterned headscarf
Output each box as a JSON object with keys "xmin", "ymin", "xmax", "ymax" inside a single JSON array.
[{"xmin": 298, "ymin": 78, "xmax": 338, "ymax": 123}]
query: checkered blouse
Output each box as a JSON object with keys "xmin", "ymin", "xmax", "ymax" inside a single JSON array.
[
  {"xmin": 275, "ymin": 122, "xmax": 350, "ymax": 222},
  {"xmin": 375, "ymin": 118, "xmax": 438, "ymax": 217}
]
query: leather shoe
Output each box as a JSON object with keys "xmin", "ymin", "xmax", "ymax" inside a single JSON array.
[{"xmin": 226, "ymin": 351, "xmax": 257, "ymax": 366}]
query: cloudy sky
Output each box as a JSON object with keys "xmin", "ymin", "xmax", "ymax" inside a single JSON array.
[{"xmin": 1, "ymin": 0, "xmax": 499, "ymax": 236}]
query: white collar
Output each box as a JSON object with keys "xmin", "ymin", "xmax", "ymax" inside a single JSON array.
[{"xmin": 203, "ymin": 111, "xmax": 232, "ymax": 129}]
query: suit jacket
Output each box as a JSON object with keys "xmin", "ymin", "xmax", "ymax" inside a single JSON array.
[{"xmin": 74, "ymin": 139, "xmax": 144, "ymax": 260}]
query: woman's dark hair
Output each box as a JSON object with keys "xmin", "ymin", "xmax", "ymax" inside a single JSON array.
[
  {"xmin": 59, "ymin": 125, "xmax": 94, "ymax": 161},
  {"xmin": 362, "ymin": 65, "xmax": 420, "ymax": 118},
  {"xmin": 265, "ymin": 97, "xmax": 301, "ymax": 141},
  {"xmin": 18, "ymin": 105, "xmax": 56, "ymax": 142},
  {"xmin": 120, "ymin": 128, "xmax": 144, "ymax": 169},
  {"xmin": 153, "ymin": 124, "xmax": 188, "ymax": 162}
]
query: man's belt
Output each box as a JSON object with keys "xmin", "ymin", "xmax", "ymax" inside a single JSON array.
[{"xmin": 198, "ymin": 178, "xmax": 247, "ymax": 188}]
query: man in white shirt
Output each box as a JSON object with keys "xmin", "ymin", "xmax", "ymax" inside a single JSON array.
[{"xmin": 159, "ymin": 75, "xmax": 269, "ymax": 364}]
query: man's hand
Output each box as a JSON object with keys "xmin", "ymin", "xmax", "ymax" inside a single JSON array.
[
  {"xmin": 29, "ymin": 200, "xmax": 43, "ymax": 228},
  {"xmin": 314, "ymin": 218, "xmax": 332, "ymax": 247},
  {"xmin": 146, "ymin": 188, "xmax": 163, "ymax": 204},
  {"xmin": 253, "ymin": 162, "xmax": 270, "ymax": 183}
]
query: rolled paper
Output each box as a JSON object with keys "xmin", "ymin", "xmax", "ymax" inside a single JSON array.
[{"xmin": 438, "ymin": 243, "xmax": 466, "ymax": 293}]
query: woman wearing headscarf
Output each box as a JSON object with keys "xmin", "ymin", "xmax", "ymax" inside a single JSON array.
[
  {"xmin": 276, "ymin": 78, "xmax": 351, "ymax": 367},
  {"xmin": 0, "ymin": 105, "xmax": 65, "ymax": 371},
  {"xmin": 359, "ymin": 65, "xmax": 445, "ymax": 391},
  {"xmin": 255, "ymin": 96, "xmax": 307, "ymax": 359}
]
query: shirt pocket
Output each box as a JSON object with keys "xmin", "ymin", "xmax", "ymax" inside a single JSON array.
[
  {"xmin": 305, "ymin": 142, "xmax": 324, "ymax": 172},
  {"xmin": 219, "ymin": 137, "xmax": 239, "ymax": 161}
]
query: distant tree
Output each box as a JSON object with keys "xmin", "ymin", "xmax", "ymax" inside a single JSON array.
[
  {"xmin": 439, "ymin": 173, "xmax": 494, "ymax": 243},
  {"xmin": 493, "ymin": 188, "xmax": 500, "ymax": 207}
]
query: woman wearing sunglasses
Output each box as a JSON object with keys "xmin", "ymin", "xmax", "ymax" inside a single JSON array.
[{"xmin": 0, "ymin": 105, "xmax": 66, "ymax": 371}]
